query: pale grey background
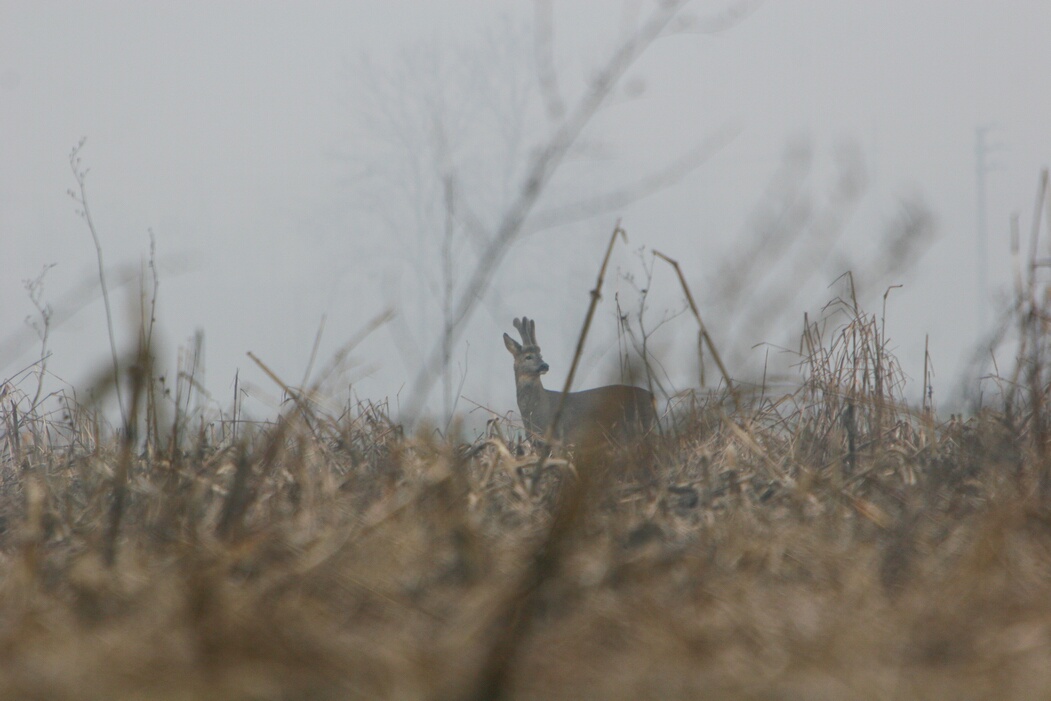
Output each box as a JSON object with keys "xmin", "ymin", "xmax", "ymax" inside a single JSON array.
[{"xmin": 3, "ymin": 1, "xmax": 1051, "ymax": 431}]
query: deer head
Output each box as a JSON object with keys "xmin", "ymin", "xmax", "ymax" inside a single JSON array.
[{"xmin": 503, "ymin": 316, "xmax": 549, "ymax": 384}]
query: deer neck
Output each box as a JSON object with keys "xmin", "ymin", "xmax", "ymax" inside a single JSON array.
[{"xmin": 515, "ymin": 373, "xmax": 554, "ymax": 434}]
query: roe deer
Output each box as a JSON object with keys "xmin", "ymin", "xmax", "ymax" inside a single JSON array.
[{"xmin": 503, "ymin": 316, "xmax": 656, "ymax": 444}]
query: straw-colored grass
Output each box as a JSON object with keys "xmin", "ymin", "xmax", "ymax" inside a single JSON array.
[{"xmin": 4, "ymin": 280, "xmax": 1051, "ymax": 701}]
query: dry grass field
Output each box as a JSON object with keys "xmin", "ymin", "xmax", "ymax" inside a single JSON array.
[
  {"xmin": 4, "ymin": 276, "xmax": 1051, "ymax": 701},
  {"xmin": 7, "ymin": 5, "xmax": 1050, "ymax": 695}
]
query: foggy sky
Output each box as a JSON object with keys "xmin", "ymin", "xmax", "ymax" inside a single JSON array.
[{"xmin": 4, "ymin": 1, "xmax": 1051, "ymax": 431}]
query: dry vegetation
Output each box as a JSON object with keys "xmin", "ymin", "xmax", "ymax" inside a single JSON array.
[
  {"xmin": 11, "ymin": 5, "xmax": 1049, "ymax": 696},
  {"xmin": 3, "ymin": 267, "xmax": 1051, "ymax": 701}
]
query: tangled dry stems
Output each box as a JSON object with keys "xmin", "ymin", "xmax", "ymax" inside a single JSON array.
[{"xmin": 3, "ymin": 295, "xmax": 1051, "ymax": 700}]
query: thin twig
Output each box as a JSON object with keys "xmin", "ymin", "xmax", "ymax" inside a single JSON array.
[
  {"xmin": 545, "ymin": 222, "xmax": 627, "ymax": 443},
  {"xmin": 653, "ymin": 249, "xmax": 740, "ymax": 411},
  {"xmin": 69, "ymin": 139, "xmax": 126, "ymax": 425}
]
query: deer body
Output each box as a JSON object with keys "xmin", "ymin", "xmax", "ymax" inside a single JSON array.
[{"xmin": 504, "ymin": 317, "xmax": 656, "ymax": 444}]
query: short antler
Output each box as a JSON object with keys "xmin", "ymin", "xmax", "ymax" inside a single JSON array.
[{"xmin": 513, "ymin": 317, "xmax": 539, "ymax": 349}]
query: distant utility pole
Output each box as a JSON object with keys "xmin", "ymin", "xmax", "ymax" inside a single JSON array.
[{"xmin": 974, "ymin": 125, "xmax": 1003, "ymax": 330}]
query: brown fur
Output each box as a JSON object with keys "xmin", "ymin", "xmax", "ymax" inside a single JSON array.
[{"xmin": 503, "ymin": 316, "xmax": 656, "ymax": 444}]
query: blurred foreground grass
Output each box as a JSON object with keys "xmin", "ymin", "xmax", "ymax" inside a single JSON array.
[{"xmin": 3, "ymin": 290, "xmax": 1051, "ymax": 701}]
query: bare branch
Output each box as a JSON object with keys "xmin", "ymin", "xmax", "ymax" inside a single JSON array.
[
  {"xmin": 527, "ymin": 122, "xmax": 739, "ymax": 232},
  {"xmin": 532, "ymin": 0, "xmax": 565, "ymax": 121},
  {"xmin": 404, "ymin": 0, "xmax": 690, "ymax": 422}
]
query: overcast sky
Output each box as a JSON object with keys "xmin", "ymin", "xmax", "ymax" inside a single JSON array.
[{"xmin": 4, "ymin": 1, "xmax": 1051, "ymax": 431}]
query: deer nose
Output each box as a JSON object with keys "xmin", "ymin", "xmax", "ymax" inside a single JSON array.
[{"xmin": 539, "ymin": 362, "xmax": 549, "ymax": 373}]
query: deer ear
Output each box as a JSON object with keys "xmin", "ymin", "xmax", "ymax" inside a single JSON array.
[{"xmin": 503, "ymin": 333, "xmax": 521, "ymax": 355}]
